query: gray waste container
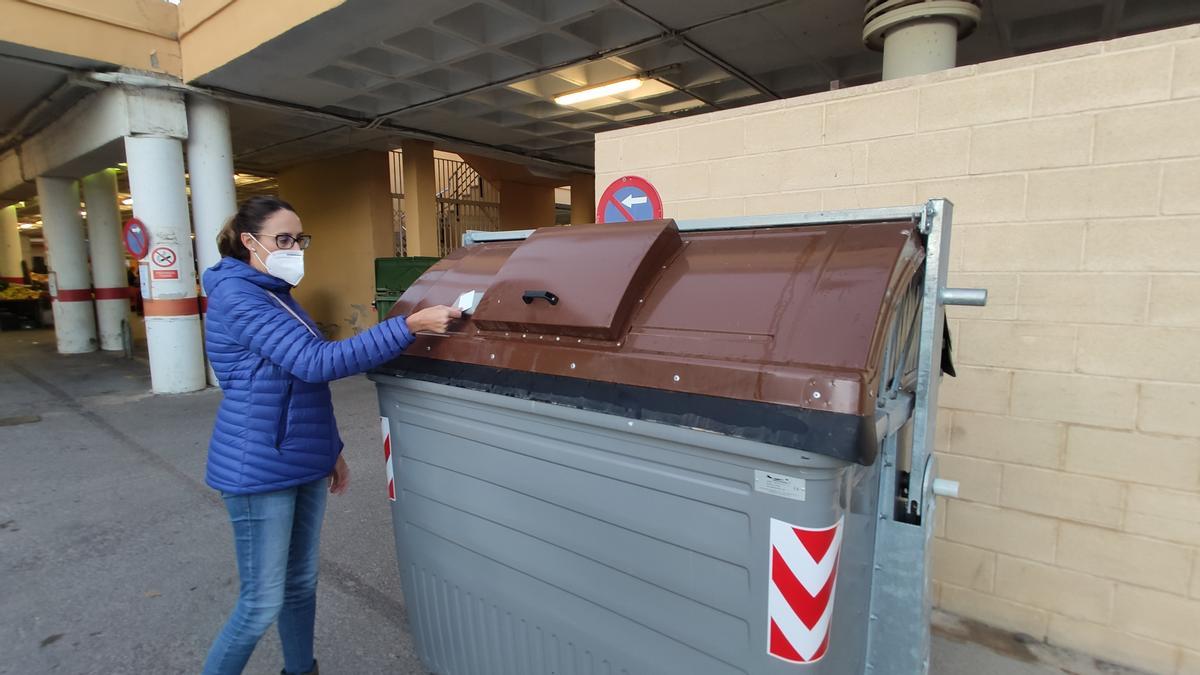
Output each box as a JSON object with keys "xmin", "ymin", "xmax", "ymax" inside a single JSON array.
[{"xmin": 371, "ymin": 199, "xmax": 984, "ymax": 675}]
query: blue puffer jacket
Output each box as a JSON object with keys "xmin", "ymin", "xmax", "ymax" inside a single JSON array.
[{"xmin": 202, "ymin": 257, "xmax": 414, "ymax": 495}]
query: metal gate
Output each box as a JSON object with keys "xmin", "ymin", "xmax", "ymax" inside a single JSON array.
[
  {"xmin": 389, "ymin": 151, "xmax": 501, "ymax": 257},
  {"xmin": 434, "ymin": 156, "xmax": 499, "ymax": 256}
]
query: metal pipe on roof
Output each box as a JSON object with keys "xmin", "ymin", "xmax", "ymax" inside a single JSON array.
[{"xmin": 863, "ymin": 0, "xmax": 983, "ymax": 80}]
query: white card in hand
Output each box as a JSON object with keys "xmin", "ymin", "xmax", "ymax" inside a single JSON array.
[{"xmin": 456, "ymin": 290, "xmax": 484, "ymax": 315}]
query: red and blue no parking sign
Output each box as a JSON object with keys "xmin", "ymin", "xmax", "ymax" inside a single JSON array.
[
  {"xmin": 596, "ymin": 175, "xmax": 663, "ymax": 223},
  {"xmin": 123, "ymin": 218, "xmax": 151, "ymax": 260}
]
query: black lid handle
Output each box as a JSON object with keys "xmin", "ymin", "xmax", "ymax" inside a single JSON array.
[{"xmin": 522, "ymin": 290, "xmax": 559, "ymax": 306}]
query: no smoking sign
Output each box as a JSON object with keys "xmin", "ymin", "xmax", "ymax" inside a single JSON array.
[{"xmin": 151, "ymin": 247, "xmax": 177, "ymax": 268}]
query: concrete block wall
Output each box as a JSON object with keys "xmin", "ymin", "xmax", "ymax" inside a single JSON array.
[{"xmin": 595, "ymin": 25, "xmax": 1200, "ymax": 675}]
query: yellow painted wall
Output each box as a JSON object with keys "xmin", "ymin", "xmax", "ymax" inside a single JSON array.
[
  {"xmin": 570, "ymin": 172, "xmax": 596, "ymax": 224},
  {"xmin": 0, "ymin": 0, "xmax": 345, "ymax": 83},
  {"xmin": 596, "ymin": 24, "xmax": 1200, "ymax": 674},
  {"xmin": 499, "ymin": 180, "xmax": 555, "ymax": 230},
  {"xmin": 0, "ymin": 0, "xmax": 181, "ymax": 76},
  {"xmin": 400, "ymin": 139, "xmax": 439, "ymax": 258},
  {"xmin": 278, "ymin": 150, "xmax": 393, "ymax": 340},
  {"xmin": 179, "ymin": 0, "xmax": 345, "ymax": 82}
]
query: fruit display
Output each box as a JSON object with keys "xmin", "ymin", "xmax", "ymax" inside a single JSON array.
[{"xmin": 0, "ymin": 284, "xmax": 43, "ymax": 301}]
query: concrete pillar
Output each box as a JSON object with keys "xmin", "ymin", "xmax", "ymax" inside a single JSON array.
[
  {"xmin": 186, "ymin": 96, "xmax": 236, "ymax": 288},
  {"xmin": 81, "ymin": 170, "xmax": 129, "ymax": 351},
  {"xmin": 0, "ymin": 205, "xmax": 21, "ymax": 283},
  {"xmin": 279, "ymin": 150, "xmax": 394, "ymax": 340},
  {"xmin": 124, "ymin": 135, "xmax": 206, "ymax": 394},
  {"xmin": 36, "ymin": 176, "xmax": 98, "ymax": 354},
  {"xmin": 570, "ymin": 172, "xmax": 596, "ymax": 225},
  {"xmin": 20, "ymin": 232, "xmax": 33, "ymax": 279},
  {"xmin": 499, "ymin": 180, "xmax": 555, "ymax": 230},
  {"xmin": 186, "ymin": 95, "xmax": 237, "ymax": 385},
  {"xmin": 863, "ymin": 0, "xmax": 981, "ymax": 81},
  {"xmin": 400, "ymin": 139, "xmax": 439, "ymax": 257}
]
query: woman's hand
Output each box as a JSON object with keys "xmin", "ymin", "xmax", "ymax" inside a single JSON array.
[
  {"xmin": 329, "ymin": 454, "xmax": 350, "ymax": 495},
  {"xmin": 406, "ymin": 305, "xmax": 462, "ymax": 334}
]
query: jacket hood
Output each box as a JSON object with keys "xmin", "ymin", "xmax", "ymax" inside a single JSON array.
[{"xmin": 203, "ymin": 256, "xmax": 291, "ymax": 295}]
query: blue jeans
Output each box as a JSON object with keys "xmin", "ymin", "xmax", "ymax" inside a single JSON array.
[{"xmin": 203, "ymin": 479, "xmax": 328, "ymax": 675}]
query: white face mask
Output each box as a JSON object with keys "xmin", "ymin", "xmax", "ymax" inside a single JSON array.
[{"xmin": 249, "ymin": 235, "xmax": 305, "ymax": 286}]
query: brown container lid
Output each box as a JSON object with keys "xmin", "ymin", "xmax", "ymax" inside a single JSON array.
[
  {"xmin": 379, "ymin": 218, "xmax": 925, "ymax": 464},
  {"xmin": 471, "ymin": 220, "xmax": 682, "ymax": 340}
]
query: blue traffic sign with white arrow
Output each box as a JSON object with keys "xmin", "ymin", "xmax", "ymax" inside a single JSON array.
[{"xmin": 596, "ymin": 175, "xmax": 664, "ymax": 223}]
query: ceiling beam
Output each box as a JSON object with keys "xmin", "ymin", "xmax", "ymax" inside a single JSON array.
[{"xmin": 614, "ymin": 0, "xmax": 782, "ymax": 100}]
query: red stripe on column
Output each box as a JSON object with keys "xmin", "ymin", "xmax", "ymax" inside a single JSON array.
[
  {"xmin": 1, "ymin": 276, "xmax": 23, "ymax": 284},
  {"xmin": 94, "ymin": 287, "xmax": 131, "ymax": 301},
  {"xmin": 198, "ymin": 295, "xmax": 208, "ymax": 314},
  {"xmin": 55, "ymin": 288, "xmax": 93, "ymax": 302},
  {"xmin": 143, "ymin": 298, "xmax": 200, "ymax": 317}
]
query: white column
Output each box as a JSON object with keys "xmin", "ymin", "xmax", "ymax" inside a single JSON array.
[
  {"xmin": 881, "ymin": 18, "xmax": 959, "ymax": 80},
  {"xmin": 20, "ymin": 231, "xmax": 33, "ymax": 275},
  {"xmin": 863, "ymin": 1, "xmax": 981, "ymax": 81},
  {"xmin": 0, "ymin": 205, "xmax": 22, "ymax": 283},
  {"xmin": 124, "ymin": 135, "xmax": 206, "ymax": 393},
  {"xmin": 82, "ymin": 170, "xmax": 129, "ymax": 351},
  {"xmin": 186, "ymin": 95, "xmax": 237, "ymax": 385},
  {"xmin": 36, "ymin": 176, "xmax": 97, "ymax": 354},
  {"xmin": 186, "ymin": 96, "xmax": 236, "ymax": 278}
]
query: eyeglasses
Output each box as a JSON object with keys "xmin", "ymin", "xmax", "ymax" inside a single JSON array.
[{"xmin": 271, "ymin": 233, "xmax": 312, "ymax": 250}]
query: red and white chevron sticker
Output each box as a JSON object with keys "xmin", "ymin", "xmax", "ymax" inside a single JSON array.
[
  {"xmin": 767, "ymin": 516, "xmax": 844, "ymax": 664},
  {"xmin": 380, "ymin": 417, "xmax": 395, "ymax": 501}
]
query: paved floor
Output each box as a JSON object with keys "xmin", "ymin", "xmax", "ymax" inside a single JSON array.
[{"xmin": 0, "ymin": 330, "xmax": 1148, "ymax": 675}]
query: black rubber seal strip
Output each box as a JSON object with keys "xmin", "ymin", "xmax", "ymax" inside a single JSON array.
[{"xmin": 374, "ymin": 357, "xmax": 878, "ymax": 465}]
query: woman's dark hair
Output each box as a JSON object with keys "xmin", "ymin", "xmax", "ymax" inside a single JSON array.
[{"xmin": 216, "ymin": 196, "xmax": 297, "ymax": 262}]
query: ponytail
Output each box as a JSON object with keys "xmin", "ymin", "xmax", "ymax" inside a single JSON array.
[
  {"xmin": 216, "ymin": 217, "xmax": 246, "ymax": 261},
  {"xmin": 215, "ymin": 196, "xmax": 296, "ymax": 263}
]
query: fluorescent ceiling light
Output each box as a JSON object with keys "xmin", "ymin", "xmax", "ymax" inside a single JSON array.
[
  {"xmin": 554, "ymin": 77, "xmax": 644, "ymax": 106},
  {"xmin": 18, "ymin": 223, "xmax": 37, "ymax": 230},
  {"xmin": 122, "ymin": 198, "xmax": 133, "ymax": 205}
]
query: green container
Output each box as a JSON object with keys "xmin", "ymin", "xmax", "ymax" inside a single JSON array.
[
  {"xmin": 376, "ymin": 257, "xmax": 440, "ymax": 294},
  {"xmin": 375, "ymin": 294, "xmax": 401, "ymax": 322},
  {"xmin": 375, "ymin": 256, "xmax": 439, "ymax": 321}
]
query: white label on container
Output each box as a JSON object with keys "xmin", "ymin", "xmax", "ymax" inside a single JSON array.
[{"xmin": 755, "ymin": 470, "xmax": 807, "ymax": 501}]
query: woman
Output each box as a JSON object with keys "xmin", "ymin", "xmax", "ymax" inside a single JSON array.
[{"xmin": 200, "ymin": 196, "xmax": 458, "ymax": 675}]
